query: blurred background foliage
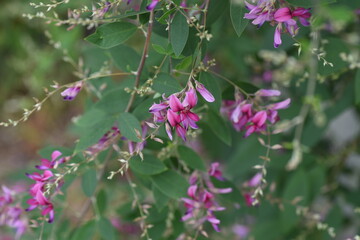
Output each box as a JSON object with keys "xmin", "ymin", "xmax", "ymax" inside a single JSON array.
[{"xmin": 1, "ymin": 0, "xmax": 360, "ymax": 239}]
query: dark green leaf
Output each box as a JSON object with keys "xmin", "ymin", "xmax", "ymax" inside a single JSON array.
[
  {"xmin": 151, "ymin": 170, "xmax": 189, "ymax": 199},
  {"xmin": 230, "ymin": 0, "xmax": 249, "ymax": 37},
  {"xmin": 283, "ymin": 169, "xmax": 309, "ymax": 204},
  {"xmin": 206, "ymin": 0, "xmax": 229, "ymax": 26},
  {"xmin": 85, "ymin": 22, "xmax": 137, "ymax": 49},
  {"xmin": 71, "ymin": 220, "xmax": 96, "ymax": 240},
  {"xmin": 97, "ymin": 217, "xmax": 116, "ymax": 240},
  {"xmin": 82, "ymin": 168, "xmax": 97, "ymax": 197},
  {"xmin": 129, "ymin": 155, "xmax": 167, "ymax": 175},
  {"xmin": 207, "ymin": 109, "xmax": 232, "ymax": 146},
  {"xmin": 96, "ymin": 189, "xmax": 107, "ymax": 216},
  {"xmin": 152, "ymin": 73, "xmax": 182, "ymax": 95},
  {"xmin": 177, "ymin": 145, "xmax": 206, "ymax": 171},
  {"xmin": 152, "ymin": 184, "xmax": 170, "ymax": 211},
  {"xmin": 110, "ymin": 45, "xmax": 141, "ymax": 72},
  {"xmin": 75, "ymin": 109, "xmax": 106, "ymax": 127},
  {"xmin": 94, "ymin": 88, "xmax": 130, "ymax": 114},
  {"xmin": 157, "ymin": 8, "xmax": 176, "ymax": 24},
  {"xmin": 118, "ymin": 112, "xmax": 142, "ymax": 142},
  {"xmin": 287, "ymin": 0, "xmax": 336, "ymax": 7},
  {"xmin": 234, "ymin": 80, "xmax": 259, "ymax": 94},
  {"xmin": 171, "ymin": 12, "xmax": 189, "ymax": 56}
]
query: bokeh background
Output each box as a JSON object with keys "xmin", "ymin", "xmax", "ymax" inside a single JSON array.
[{"xmin": 1, "ymin": 0, "xmax": 360, "ymax": 239}]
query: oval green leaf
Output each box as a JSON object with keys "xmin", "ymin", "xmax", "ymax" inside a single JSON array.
[
  {"xmin": 129, "ymin": 155, "xmax": 167, "ymax": 175},
  {"xmin": 85, "ymin": 22, "xmax": 137, "ymax": 49}
]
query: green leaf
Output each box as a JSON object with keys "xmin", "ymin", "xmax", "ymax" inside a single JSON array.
[
  {"xmin": 152, "ymin": 73, "xmax": 182, "ymax": 95},
  {"xmin": 85, "ymin": 22, "xmax": 137, "ymax": 49},
  {"xmin": 97, "ymin": 217, "xmax": 116, "ymax": 240},
  {"xmin": 230, "ymin": 0, "xmax": 249, "ymax": 37},
  {"xmin": 96, "ymin": 189, "xmax": 107, "ymax": 216},
  {"xmin": 200, "ymin": 72, "xmax": 222, "ymax": 111},
  {"xmin": 170, "ymin": 12, "xmax": 189, "ymax": 56},
  {"xmin": 283, "ymin": 169, "xmax": 309, "ymax": 204},
  {"xmin": 206, "ymin": 0, "xmax": 229, "ymax": 26},
  {"xmin": 94, "ymin": 88, "xmax": 130, "ymax": 114},
  {"xmin": 110, "ymin": 45, "xmax": 141, "ymax": 72},
  {"xmin": 74, "ymin": 117, "xmax": 116, "ymax": 153},
  {"xmin": 152, "ymin": 184, "xmax": 170, "ymax": 211},
  {"xmin": 177, "ymin": 145, "xmax": 206, "ymax": 171},
  {"xmin": 129, "ymin": 155, "xmax": 167, "ymax": 175},
  {"xmin": 71, "ymin": 220, "xmax": 96, "ymax": 240},
  {"xmin": 82, "ymin": 168, "xmax": 97, "ymax": 197},
  {"xmin": 287, "ymin": 0, "xmax": 336, "ymax": 7},
  {"xmin": 234, "ymin": 81, "xmax": 259, "ymax": 94},
  {"xmin": 157, "ymin": 8, "xmax": 176, "ymax": 24},
  {"xmin": 75, "ymin": 109, "xmax": 106, "ymax": 127},
  {"xmin": 118, "ymin": 113, "xmax": 142, "ymax": 142},
  {"xmin": 151, "ymin": 170, "xmax": 189, "ymax": 199},
  {"xmin": 207, "ymin": 109, "xmax": 232, "ymax": 146},
  {"xmin": 175, "ymin": 56, "xmax": 192, "ymax": 71},
  {"xmin": 355, "ymin": 69, "xmax": 360, "ymax": 105}
]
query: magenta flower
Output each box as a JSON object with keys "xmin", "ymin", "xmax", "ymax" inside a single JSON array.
[
  {"xmin": 244, "ymin": 0, "xmax": 276, "ymax": 27},
  {"xmin": 222, "ymin": 89, "xmax": 290, "ymax": 137},
  {"xmin": 247, "ymin": 173, "xmax": 262, "ymax": 187},
  {"xmin": 35, "ymin": 150, "xmax": 65, "ymax": 170},
  {"xmin": 274, "ymin": 7, "xmax": 292, "ymax": 22},
  {"xmin": 245, "ymin": 1, "xmax": 312, "ymax": 48},
  {"xmin": 61, "ymin": 82, "xmax": 83, "ymax": 101},
  {"xmin": 0, "ymin": 186, "xmax": 28, "ymax": 239},
  {"xmin": 195, "ymin": 80, "xmax": 215, "ymax": 102},
  {"xmin": 25, "ymin": 151, "xmax": 68, "ymax": 223},
  {"xmin": 208, "ymin": 162, "xmax": 225, "ymax": 181},
  {"xmin": 149, "ymin": 82, "xmax": 215, "ymax": 141},
  {"xmin": 181, "ymin": 163, "xmax": 231, "ymax": 232},
  {"xmin": 146, "ymin": 0, "xmax": 159, "ymax": 11},
  {"xmin": 292, "ymin": 7, "xmax": 311, "ymax": 26}
]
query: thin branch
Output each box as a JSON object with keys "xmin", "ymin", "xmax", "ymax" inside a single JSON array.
[{"xmin": 125, "ymin": 10, "xmax": 155, "ymax": 112}]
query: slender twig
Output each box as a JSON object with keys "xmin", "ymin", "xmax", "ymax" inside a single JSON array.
[{"xmin": 125, "ymin": 10, "xmax": 155, "ymax": 112}]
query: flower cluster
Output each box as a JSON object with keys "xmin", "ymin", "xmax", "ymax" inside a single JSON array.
[
  {"xmin": 149, "ymin": 81, "xmax": 214, "ymax": 141},
  {"xmin": 221, "ymin": 89, "xmax": 290, "ymax": 137},
  {"xmin": 25, "ymin": 151, "xmax": 68, "ymax": 223},
  {"xmin": 181, "ymin": 162, "xmax": 232, "ymax": 233},
  {"xmin": 244, "ymin": 0, "xmax": 311, "ymax": 48},
  {"xmin": 0, "ymin": 186, "xmax": 28, "ymax": 240}
]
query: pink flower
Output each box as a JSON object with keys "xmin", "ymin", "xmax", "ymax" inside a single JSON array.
[
  {"xmin": 292, "ymin": 7, "xmax": 311, "ymax": 26},
  {"xmin": 146, "ymin": 0, "xmax": 159, "ymax": 11},
  {"xmin": 25, "ymin": 151, "xmax": 68, "ymax": 223},
  {"xmin": 255, "ymin": 89, "xmax": 281, "ymax": 97},
  {"xmin": 274, "ymin": 7, "xmax": 292, "ymax": 22},
  {"xmin": 35, "ymin": 150, "xmax": 65, "ymax": 170},
  {"xmin": 0, "ymin": 186, "xmax": 28, "ymax": 239},
  {"xmin": 195, "ymin": 81, "xmax": 215, "ymax": 102},
  {"xmin": 61, "ymin": 82, "xmax": 83, "ymax": 101},
  {"xmin": 181, "ymin": 163, "xmax": 231, "ymax": 232},
  {"xmin": 208, "ymin": 162, "xmax": 225, "ymax": 181}
]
